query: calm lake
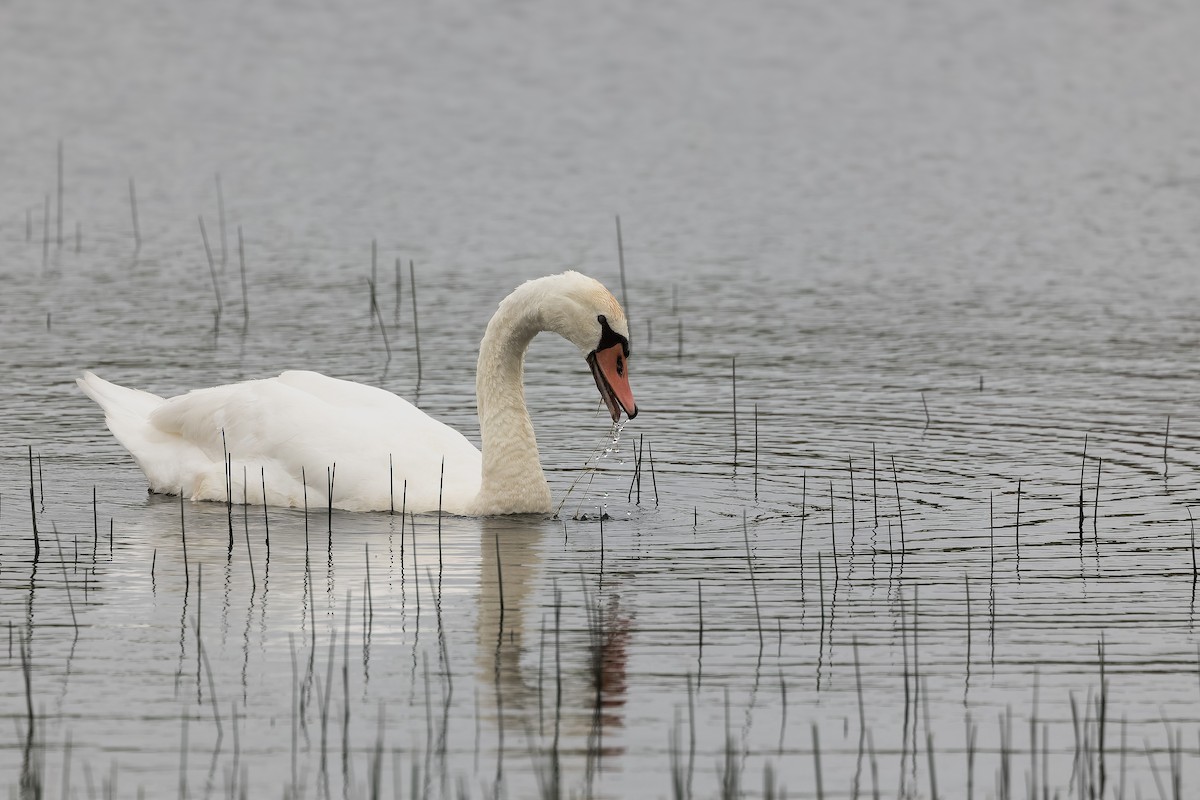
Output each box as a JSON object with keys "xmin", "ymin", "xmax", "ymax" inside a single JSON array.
[{"xmin": 4, "ymin": 0, "xmax": 1200, "ymax": 797}]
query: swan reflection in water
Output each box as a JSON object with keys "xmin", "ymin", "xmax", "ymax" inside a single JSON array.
[{"xmin": 477, "ymin": 516, "xmax": 632, "ymax": 758}]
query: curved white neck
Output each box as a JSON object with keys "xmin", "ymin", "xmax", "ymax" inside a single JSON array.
[{"xmin": 472, "ymin": 290, "xmax": 553, "ymax": 514}]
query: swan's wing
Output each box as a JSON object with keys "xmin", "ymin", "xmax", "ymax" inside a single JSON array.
[
  {"xmin": 148, "ymin": 372, "xmax": 481, "ymax": 511},
  {"xmin": 275, "ymin": 370, "xmax": 412, "ymax": 412},
  {"xmin": 148, "ymin": 378, "xmax": 292, "ymax": 462}
]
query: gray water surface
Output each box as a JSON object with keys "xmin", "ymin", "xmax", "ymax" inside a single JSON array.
[{"xmin": 4, "ymin": 0, "xmax": 1200, "ymax": 796}]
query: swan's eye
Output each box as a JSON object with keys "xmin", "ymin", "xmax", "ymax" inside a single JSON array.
[{"xmin": 616, "ymin": 356, "xmax": 624, "ymax": 376}]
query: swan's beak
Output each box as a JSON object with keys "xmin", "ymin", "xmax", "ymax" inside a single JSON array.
[{"xmin": 587, "ymin": 344, "xmax": 638, "ymax": 422}]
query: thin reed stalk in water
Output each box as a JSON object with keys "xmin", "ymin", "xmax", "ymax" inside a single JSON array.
[
  {"xmin": 829, "ymin": 481, "xmax": 837, "ymax": 566},
  {"xmin": 409, "ymin": 260, "xmax": 422, "ymax": 389},
  {"xmin": 637, "ymin": 435, "xmax": 644, "ymax": 504},
  {"xmin": 686, "ymin": 672, "xmax": 697, "ymax": 796},
  {"xmin": 872, "ymin": 444, "xmax": 878, "ymax": 527},
  {"xmin": 193, "ymin": 617, "xmax": 224, "ymax": 742},
  {"xmin": 811, "ymin": 723, "xmax": 825, "ymax": 800},
  {"xmin": 242, "ymin": 466, "xmax": 256, "ymax": 590},
  {"xmin": 437, "ymin": 458, "xmax": 444, "ymax": 583},
  {"xmin": 1164, "ymin": 415, "xmax": 1170, "ymax": 476},
  {"xmin": 545, "ymin": 585, "xmax": 562, "ymax": 789},
  {"xmin": 753, "ymin": 404, "xmax": 759, "ymax": 500},
  {"xmin": 598, "ymin": 514, "xmax": 606, "ymax": 586},
  {"xmin": 628, "ymin": 435, "xmax": 643, "ymax": 503},
  {"xmin": 731, "ymin": 358, "xmax": 738, "ymax": 472},
  {"xmin": 1094, "ymin": 457, "xmax": 1102, "ymax": 540},
  {"xmin": 196, "ymin": 563, "xmax": 203, "ymax": 702},
  {"xmin": 365, "ymin": 544, "xmax": 374, "ymax": 626},
  {"xmin": 965, "ymin": 713, "xmax": 976, "ymax": 800},
  {"xmin": 26, "ymin": 447, "xmax": 40, "ymax": 562},
  {"xmin": 743, "ymin": 511, "xmax": 763, "ymax": 651},
  {"xmin": 129, "ymin": 178, "xmax": 140, "ymax": 251},
  {"xmin": 852, "ymin": 636, "xmax": 866, "ymax": 798},
  {"xmin": 368, "ymin": 278, "xmax": 392, "ymax": 369},
  {"xmin": 261, "ymin": 468, "xmax": 269, "ymax": 554},
  {"xmin": 394, "ymin": 258, "xmax": 402, "ymax": 325},
  {"xmin": 223, "ymin": 434, "xmax": 233, "ymax": 552},
  {"xmin": 964, "ymin": 574, "xmax": 972, "ymax": 700},
  {"xmin": 342, "ymin": 592, "xmax": 351, "ymax": 766},
  {"xmin": 300, "ymin": 465, "xmax": 309, "ymax": 561},
  {"xmin": 288, "ymin": 635, "xmax": 298, "ymax": 792},
  {"xmin": 56, "ymin": 139, "xmax": 63, "ymax": 248},
  {"xmin": 1029, "ymin": 675, "xmax": 1039, "ymax": 800},
  {"xmin": 238, "ymin": 226, "xmax": 248, "ymax": 327},
  {"xmin": 1189, "ymin": 507, "xmax": 1197, "ymax": 585},
  {"xmin": 891, "ymin": 456, "xmax": 905, "ymax": 551},
  {"xmin": 648, "ymin": 440, "xmax": 659, "ymax": 506},
  {"xmin": 848, "ymin": 456, "xmax": 856, "ymax": 536},
  {"xmin": 817, "ymin": 551, "xmax": 826, "ymax": 662},
  {"xmin": 326, "ymin": 464, "xmax": 335, "ymax": 536},
  {"xmin": 1015, "ymin": 479, "xmax": 1021, "ymax": 574},
  {"xmin": 1098, "ymin": 637, "xmax": 1109, "ymax": 799},
  {"xmin": 800, "ymin": 472, "xmax": 806, "ymax": 588},
  {"xmin": 42, "ymin": 193, "xmax": 49, "ymax": 266},
  {"xmin": 912, "ymin": 588, "xmax": 922, "ymax": 773},
  {"xmin": 92, "ymin": 485, "xmax": 99, "ymax": 563},
  {"xmin": 494, "ymin": 528, "xmax": 505, "ymax": 623},
  {"xmin": 1078, "ymin": 433, "xmax": 1088, "ymax": 539},
  {"xmin": 989, "ymin": 493, "xmax": 995, "ymax": 585},
  {"xmin": 921, "ymin": 391, "xmax": 930, "ymax": 428},
  {"xmin": 74, "ymin": 221, "xmax": 81, "ymax": 253},
  {"xmin": 926, "ymin": 727, "xmax": 938, "ymax": 800},
  {"xmin": 369, "ymin": 239, "xmax": 377, "ymax": 315},
  {"xmin": 53, "ymin": 526, "xmax": 78, "ymax": 632},
  {"xmin": 777, "ymin": 668, "xmax": 788, "ymax": 754},
  {"xmin": 898, "ymin": 595, "xmax": 911, "ymax": 794},
  {"xmin": 179, "ymin": 490, "xmax": 189, "ymax": 590},
  {"xmin": 198, "ymin": 216, "xmax": 222, "ymax": 316},
  {"xmin": 18, "ymin": 630, "xmax": 34, "ymax": 767},
  {"xmin": 615, "ymin": 215, "xmax": 628, "ymax": 321},
  {"xmin": 215, "ymin": 172, "xmax": 227, "ymax": 267},
  {"xmin": 677, "ymin": 319, "xmax": 683, "ymax": 360}
]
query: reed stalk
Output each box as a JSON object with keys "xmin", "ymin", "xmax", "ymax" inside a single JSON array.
[
  {"xmin": 616, "ymin": 215, "xmax": 628, "ymax": 321},
  {"xmin": 199, "ymin": 216, "xmax": 222, "ymax": 317},
  {"xmin": 410, "ymin": 260, "xmax": 422, "ymax": 388},
  {"xmin": 129, "ymin": 178, "xmax": 140, "ymax": 251}
]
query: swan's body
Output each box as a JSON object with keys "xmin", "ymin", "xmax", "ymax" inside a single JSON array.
[{"xmin": 77, "ymin": 271, "xmax": 637, "ymax": 515}]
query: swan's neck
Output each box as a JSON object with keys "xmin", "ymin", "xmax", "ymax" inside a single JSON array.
[{"xmin": 473, "ymin": 296, "xmax": 552, "ymax": 514}]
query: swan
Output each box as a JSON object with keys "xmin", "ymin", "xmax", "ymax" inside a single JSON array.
[{"xmin": 77, "ymin": 271, "xmax": 638, "ymax": 515}]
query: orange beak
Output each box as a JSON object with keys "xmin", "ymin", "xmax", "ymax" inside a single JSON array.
[{"xmin": 587, "ymin": 343, "xmax": 638, "ymax": 422}]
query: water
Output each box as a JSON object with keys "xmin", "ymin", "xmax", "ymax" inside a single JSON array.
[{"xmin": 5, "ymin": 0, "xmax": 1200, "ymax": 796}]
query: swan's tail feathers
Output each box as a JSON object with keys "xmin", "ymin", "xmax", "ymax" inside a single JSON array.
[
  {"xmin": 77, "ymin": 371, "xmax": 166, "ymax": 420},
  {"xmin": 76, "ymin": 372, "xmax": 171, "ymax": 472}
]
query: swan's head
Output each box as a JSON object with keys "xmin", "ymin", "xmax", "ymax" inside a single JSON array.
[{"xmin": 539, "ymin": 271, "xmax": 638, "ymax": 422}]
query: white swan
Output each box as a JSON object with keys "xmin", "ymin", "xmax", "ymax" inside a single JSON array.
[{"xmin": 77, "ymin": 271, "xmax": 638, "ymax": 515}]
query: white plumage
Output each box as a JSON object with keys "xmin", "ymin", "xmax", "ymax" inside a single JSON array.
[{"xmin": 77, "ymin": 271, "xmax": 638, "ymax": 516}]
